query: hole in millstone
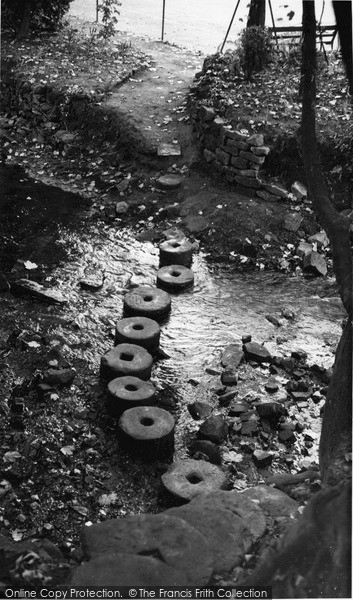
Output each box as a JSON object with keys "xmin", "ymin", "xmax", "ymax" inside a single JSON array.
[
  {"xmin": 143, "ymin": 295, "xmax": 153, "ymax": 302},
  {"xmin": 120, "ymin": 352, "xmax": 134, "ymax": 361},
  {"xmin": 140, "ymin": 417, "xmax": 154, "ymax": 426},
  {"xmin": 125, "ymin": 384, "xmax": 138, "ymax": 391},
  {"xmin": 170, "ymin": 242, "xmax": 180, "ymax": 248},
  {"xmin": 132, "ymin": 324, "xmax": 144, "ymax": 330},
  {"xmin": 171, "ymin": 270, "xmax": 181, "ymax": 278},
  {"xmin": 186, "ymin": 472, "xmax": 203, "ymax": 485}
]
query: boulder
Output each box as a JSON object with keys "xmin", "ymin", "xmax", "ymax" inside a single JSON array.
[
  {"xmin": 82, "ymin": 513, "xmax": 213, "ymax": 585},
  {"xmin": 308, "ymin": 231, "xmax": 329, "ymax": 249}
]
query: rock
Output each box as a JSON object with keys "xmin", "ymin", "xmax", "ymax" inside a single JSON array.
[
  {"xmin": 278, "ymin": 429, "xmax": 296, "ymax": 443},
  {"xmin": 240, "ymin": 485, "xmax": 299, "ymax": 518},
  {"xmin": 42, "ymin": 368, "xmax": 76, "ymax": 387},
  {"xmin": 256, "ymin": 190, "xmax": 279, "ymax": 202},
  {"xmin": 296, "ymin": 241, "xmax": 312, "ymax": 258},
  {"xmin": 251, "ymin": 146, "xmax": 270, "ymax": 156},
  {"xmin": 243, "ymin": 342, "xmax": 272, "ymax": 363},
  {"xmin": 291, "ymin": 391, "xmax": 311, "ymax": 401},
  {"xmin": 242, "ymin": 334, "xmax": 252, "ymax": 344},
  {"xmin": 253, "ymin": 450, "xmax": 273, "ymax": 468},
  {"xmin": 164, "ymin": 496, "xmax": 256, "ymax": 573},
  {"xmin": 162, "ymin": 226, "xmax": 185, "ymax": 241},
  {"xmin": 308, "ymin": 231, "xmax": 329, "ymax": 249},
  {"xmin": 157, "ymin": 143, "xmax": 181, "ymax": 157},
  {"xmin": 184, "ymin": 215, "xmax": 208, "ymax": 234},
  {"xmin": 0, "ymin": 273, "xmax": 10, "ymax": 292},
  {"xmin": 156, "ymin": 175, "xmax": 182, "ymax": 190},
  {"xmin": 189, "ymin": 440, "xmax": 222, "ymax": 465},
  {"xmin": 115, "ymin": 201, "xmax": 129, "ymax": 214},
  {"xmin": 70, "ymin": 553, "xmax": 188, "ymax": 586},
  {"xmin": 218, "ymin": 390, "xmax": 237, "ymax": 407},
  {"xmin": 235, "ymin": 176, "xmax": 262, "ymax": 189},
  {"xmin": 221, "ymin": 368, "xmax": 238, "ymax": 386},
  {"xmin": 221, "ymin": 344, "xmax": 244, "ymax": 368},
  {"xmin": 266, "ymin": 470, "xmax": 320, "ymax": 491},
  {"xmin": 161, "ymin": 459, "xmax": 228, "ymax": 502},
  {"xmin": 264, "ymin": 380, "xmax": 279, "ymax": 393},
  {"xmin": 45, "ymin": 348, "xmax": 71, "ymax": 369},
  {"xmin": 228, "ymin": 401, "xmax": 249, "ymax": 416},
  {"xmin": 303, "ymin": 251, "xmax": 327, "ymax": 276},
  {"xmin": 82, "ymin": 513, "xmax": 213, "ymax": 584},
  {"xmin": 188, "ymin": 401, "xmax": 213, "ymax": 420},
  {"xmin": 198, "ymin": 106, "xmax": 216, "ymax": 122},
  {"xmin": 198, "ymin": 415, "xmax": 228, "ymax": 444},
  {"xmin": 256, "ymin": 402, "xmax": 285, "ymax": 419},
  {"xmin": 291, "ymin": 181, "xmax": 307, "ymax": 199},
  {"xmin": 241, "ymin": 421, "xmax": 258, "ymax": 436},
  {"xmin": 117, "ymin": 180, "xmax": 130, "ymax": 193},
  {"xmin": 283, "ymin": 212, "xmax": 303, "ymax": 232},
  {"xmin": 11, "ymin": 279, "xmax": 67, "ymax": 304},
  {"xmin": 247, "ymin": 133, "xmax": 264, "ymax": 146},
  {"xmin": 266, "ymin": 315, "xmax": 281, "ymax": 327},
  {"xmin": 263, "ymin": 183, "xmax": 289, "ymax": 199},
  {"xmin": 80, "ymin": 274, "xmax": 104, "ymax": 291}
]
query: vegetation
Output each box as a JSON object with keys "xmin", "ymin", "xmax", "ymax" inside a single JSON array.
[
  {"xmin": 238, "ymin": 25, "xmax": 273, "ymax": 80},
  {"xmin": 1, "ymin": 0, "xmax": 73, "ymax": 39}
]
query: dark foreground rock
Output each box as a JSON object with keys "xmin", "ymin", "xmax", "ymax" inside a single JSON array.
[{"xmin": 244, "ymin": 482, "xmax": 351, "ymax": 598}]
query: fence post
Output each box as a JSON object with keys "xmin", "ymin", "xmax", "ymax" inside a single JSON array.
[{"xmin": 161, "ymin": 0, "xmax": 166, "ymax": 41}]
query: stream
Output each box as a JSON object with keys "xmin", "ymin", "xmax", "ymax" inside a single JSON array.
[{"xmin": 0, "ymin": 165, "xmax": 345, "ymax": 531}]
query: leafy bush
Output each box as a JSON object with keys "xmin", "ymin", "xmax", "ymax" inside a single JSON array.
[
  {"xmin": 238, "ymin": 25, "xmax": 274, "ymax": 79},
  {"xmin": 98, "ymin": 0, "xmax": 122, "ymax": 40},
  {"xmin": 1, "ymin": 0, "xmax": 73, "ymax": 37}
]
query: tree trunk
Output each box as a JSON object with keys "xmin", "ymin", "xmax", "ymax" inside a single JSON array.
[
  {"xmin": 247, "ymin": 0, "xmax": 266, "ymax": 28},
  {"xmin": 332, "ymin": 0, "xmax": 353, "ymax": 94},
  {"xmin": 300, "ymin": 0, "xmax": 352, "ymax": 484},
  {"xmin": 16, "ymin": 2, "xmax": 32, "ymax": 40}
]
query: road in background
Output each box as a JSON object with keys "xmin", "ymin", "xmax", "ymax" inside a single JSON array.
[{"xmin": 70, "ymin": 0, "xmax": 336, "ymax": 54}]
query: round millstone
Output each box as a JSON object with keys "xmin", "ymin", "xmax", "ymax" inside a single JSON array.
[
  {"xmin": 100, "ymin": 343, "xmax": 153, "ymax": 382},
  {"xmin": 70, "ymin": 553, "xmax": 189, "ymax": 586},
  {"xmin": 123, "ymin": 285, "xmax": 171, "ymax": 321},
  {"xmin": 81, "ymin": 513, "xmax": 214, "ymax": 585},
  {"xmin": 107, "ymin": 376, "xmax": 156, "ymax": 417},
  {"xmin": 159, "ymin": 238, "xmax": 193, "ymax": 267},
  {"xmin": 161, "ymin": 459, "xmax": 228, "ymax": 502},
  {"xmin": 118, "ymin": 406, "xmax": 175, "ymax": 460},
  {"xmin": 115, "ymin": 316, "xmax": 160, "ymax": 352},
  {"xmin": 157, "ymin": 264, "xmax": 194, "ymax": 292}
]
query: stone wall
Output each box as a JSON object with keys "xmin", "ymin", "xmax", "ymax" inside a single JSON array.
[{"xmin": 193, "ymin": 104, "xmax": 291, "ymax": 202}]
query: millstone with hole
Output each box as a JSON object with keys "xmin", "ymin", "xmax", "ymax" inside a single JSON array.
[
  {"xmin": 157, "ymin": 265, "xmax": 194, "ymax": 292},
  {"xmin": 100, "ymin": 343, "xmax": 153, "ymax": 382},
  {"xmin": 118, "ymin": 406, "xmax": 175, "ymax": 460},
  {"xmin": 70, "ymin": 552, "xmax": 189, "ymax": 586},
  {"xmin": 123, "ymin": 285, "xmax": 171, "ymax": 321},
  {"xmin": 115, "ymin": 316, "xmax": 160, "ymax": 352},
  {"xmin": 159, "ymin": 238, "xmax": 193, "ymax": 267},
  {"xmin": 161, "ymin": 459, "xmax": 228, "ymax": 502},
  {"xmin": 81, "ymin": 513, "xmax": 214, "ymax": 585},
  {"xmin": 107, "ymin": 376, "xmax": 156, "ymax": 417}
]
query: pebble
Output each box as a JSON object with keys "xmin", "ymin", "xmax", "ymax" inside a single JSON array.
[
  {"xmin": 188, "ymin": 401, "xmax": 213, "ymax": 420},
  {"xmin": 198, "ymin": 415, "xmax": 228, "ymax": 444}
]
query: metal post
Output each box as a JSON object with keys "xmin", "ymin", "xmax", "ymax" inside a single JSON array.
[
  {"xmin": 96, "ymin": 0, "xmax": 99, "ymax": 22},
  {"xmin": 161, "ymin": 0, "xmax": 166, "ymax": 41},
  {"xmin": 268, "ymin": 0, "xmax": 278, "ymax": 49},
  {"xmin": 220, "ymin": 0, "xmax": 241, "ymax": 54}
]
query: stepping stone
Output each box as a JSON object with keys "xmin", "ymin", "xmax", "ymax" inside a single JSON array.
[
  {"xmin": 123, "ymin": 286, "xmax": 171, "ymax": 321},
  {"xmin": 157, "ymin": 265, "xmax": 194, "ymax": 292},
  {"xmin": 100, "ymin": 343, "xmax": 153, "ymax": 382},
  {"xmin": 70, "ymin": 553, "xmax": 189, "ymax": 586},
  {"xmin": 161, "ymin": 459, "xmax": 227, "ymax": 502},
  {"xmin": 107, "ymin": 376, "xmax": 156, "ymax": 417},
  {"xmin": 159, "ymin": 238, "xmax": 193, "ymax": 268},
  {"xmin": 81, "ymin": 513, "xmax": 214, "ymax": 585},
  {"xmin": 118, "ymin": 406, "xmax": 175, "ymax": 460},
  {"xmin": 156, "ymin": 175, "xmax": 182, "ymax": 190},
  {"xmin": 240, "ymin": 485, "xmax": 299, "ymax": 518},
  {"xmin": 115, "ymin": 316, "xmax": 160, "ymax": 352}
]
